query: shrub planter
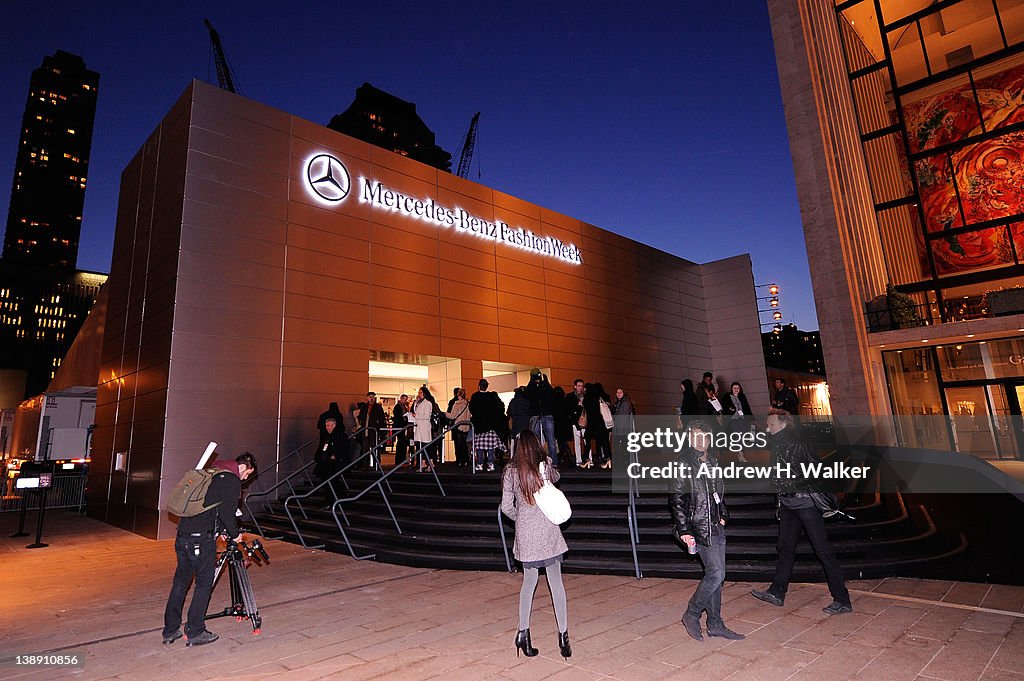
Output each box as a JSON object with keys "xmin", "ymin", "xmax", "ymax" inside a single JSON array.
[{"xmin": 987, "ymin": 288, "xmax": 1024, "ymax": 316}]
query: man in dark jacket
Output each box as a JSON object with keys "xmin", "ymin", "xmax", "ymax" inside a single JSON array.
[
  {"xmin": 678, "ymin": 379, "xmax": 699, "ymax": 422},
  {"xmin": 315, "ymin": 417, "xmax": 348, "ymax": 494},
  {"xmin": 771, "ymin": 378, "xmax": 799, "ymax": 415},
  {"xmin": 163, "ymin": 452, "xmax": 256, "ymax": 647},
  {"xmin": 363, "ymin": 392, "xmax": 387, "ymax": 467},
  {"xmin": 393, "ymin": 394, "xmax": 411, "ymax": 467},
  {"xmin": 507, "ymin": 386, "xmax": 532, "ymax": 439},
  {"xmin": 470, "ymin": 379, "xmax": 506, "ymax": 471},
  {"xmin": 696, "ymin": 372, "xmax": 724, "ymax": 417},
  {"xmin": 317, "ymin": 402, "xmax": 343, "ymax": 437},
  {"xmin": 566, "ymin": 379, "xmax": 586, "ymax": 466},
  {"xmin": 524, "ymin": 369, "xmax": 559, "ymax": 466},
  {"xmin": 751, "ymin": 411, "xmax": 852, "ymax": 615},
  {"xmin": 669, "ymin": 422, "xmax": 744, "ymax": 642}
]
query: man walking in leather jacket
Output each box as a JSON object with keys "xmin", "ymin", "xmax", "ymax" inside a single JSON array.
[
  {"xmin": 669, "ymin": 421, "xmax": 745, "ymax": 641},
  {"xmin": 751, "ymin": 410, "xmax": 852, "ymax": 615}
]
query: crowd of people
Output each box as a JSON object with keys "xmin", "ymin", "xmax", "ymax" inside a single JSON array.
[
  {"xmin": 315, "ymin": 370, "xmax": 640, "ymax": 475},
  {"xmin": 163, "ymin": 373, "xmax": 849, "ymax": 654},
  {"xmin": 311, "ymin": 372, "xmax": 802, "ymax": 478}
]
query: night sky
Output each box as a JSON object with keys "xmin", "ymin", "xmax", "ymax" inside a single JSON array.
[{"xmin": 0, "ymin": 1, "xmax": 816, "ymax": 329}]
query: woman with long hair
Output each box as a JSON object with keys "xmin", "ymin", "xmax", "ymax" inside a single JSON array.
[
  {"xmin": 722, "ymin": 382, "xmax": 753, "ymax": 463},
  {"xmin": 500, "ymin": 430, "xmax": 571, "ymax": 660},
  {"xmin": 612, "ymin": 388, "xmax": 636, "ymax": 458}
]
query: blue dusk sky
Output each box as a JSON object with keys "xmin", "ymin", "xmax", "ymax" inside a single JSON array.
[{"xmin": 0, "ymin": 1, "xmax": 816, "ymax": 330}]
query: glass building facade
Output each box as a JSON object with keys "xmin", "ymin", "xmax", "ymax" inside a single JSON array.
[
  {"xmin": 836, "ymin": 0, "xmax": 1024, "ymax": 323},
  {"xmin": 768, "ymin": 1, "xmax": 1024, "ymax": 457}
]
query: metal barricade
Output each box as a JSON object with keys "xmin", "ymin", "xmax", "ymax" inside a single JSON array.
[{"xmin": 1, "ymin": 472, "xmax": 87, "ymax": 513}]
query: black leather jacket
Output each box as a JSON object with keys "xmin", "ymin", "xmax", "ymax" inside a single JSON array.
[
  {"xmin": 769, "ymin": 426, "xmax": 817, "ymax": 494},
  {"xmin": 669, "ymin": 448, "xmax": 729, "ymax": 547}
]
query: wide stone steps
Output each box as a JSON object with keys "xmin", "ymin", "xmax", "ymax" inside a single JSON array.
[{"xmin": 247, "ymin": 466, "xmax": 966, "ymax": 581}]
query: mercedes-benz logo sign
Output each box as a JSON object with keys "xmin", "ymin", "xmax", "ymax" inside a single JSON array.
[{"xmin": 306, "ymin": 153, "xmax": 351, "ymax": 202}]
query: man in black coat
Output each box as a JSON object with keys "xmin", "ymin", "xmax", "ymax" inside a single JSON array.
[
  {"xmin": 696, "ymin": 372, "xmax": 724, "ymax": 417},
  {"xmin": 163, "ymin": 452, "xmax": 256, "ymax": 647},
  {"xmin": 566, "ymin": 378, "xmax": 586, "ymax": 466},
  {"xmin": 315, "ymin": 417, "xmax": 348, "ymax": 490},
  {"xmin": 393, "ymin": 394, "xmax": 411, "ymax": 467},
  {"xmin": 363, "ymin": 392, "xmax": 387, "ymax": 466},
  {"xmin": 524, "ymin": 370, "xmax": 559, "ymax": 465},
  {"xmin": 470, "ymin": 379, "xmax": 506, "ymax": 471},
  {"xmin": 507, "ymin": 386, "xmax": 532, "ymax": 438},
  {"xmin": 751, "ymin": 411, "xmax": 852, "ymax": 615},
  {"xmin": 771, "ymin": 378, "xmax": 799, "ymax": 415},
  {"xmin": 317, "ymin": 402, "xmax": 343, "ymax": 436},
  {"xmin": 669, "ymin": 422, "xmax": 744, "ymax": 642}
]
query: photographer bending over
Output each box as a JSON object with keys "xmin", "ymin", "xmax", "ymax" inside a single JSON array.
[{"xmin": 162, "ymin": 452, "xmax": 256, "ymax": 647}]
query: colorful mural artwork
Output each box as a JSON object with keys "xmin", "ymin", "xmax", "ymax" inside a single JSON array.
[{"xmin": 903, "ymin": 62, "xmax": 1024, "ymax": 276}]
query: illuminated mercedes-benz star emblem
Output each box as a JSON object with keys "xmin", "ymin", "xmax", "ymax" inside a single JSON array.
[{"xmin": 306, "ymin": 154, "xmax": 351, "ymax": 202}]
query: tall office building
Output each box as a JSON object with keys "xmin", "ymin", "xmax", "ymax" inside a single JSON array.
[
  {"xmin": 0, "ymin": 51, "xmax": 104, "ymax": 398},
  {"xmin": 3, "ymin": 50, "xmax": 99, "ymax": 268},
  {"xmin": 762, "ymin": 324, "xmax": 826, "ymax": 377},
  {"xmin": 328, "ymin": 82, "xmax": 453, "ymax": 172},
  {"xmin": 769, "ymin": 0, "xmax": 1024, "ymax": 459}
]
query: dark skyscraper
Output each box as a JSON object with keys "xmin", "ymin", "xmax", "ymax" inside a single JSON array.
[
  {"xmin": 3, "ymin": 50, "xmax": 99, "ymax": 268},
  {"xmin": 0, "ymin": 52, "xmax": 105, "ymax": 399},
  {"xmin": 328, "ymin": 82, "xmax": 452, "ymax": 172}
]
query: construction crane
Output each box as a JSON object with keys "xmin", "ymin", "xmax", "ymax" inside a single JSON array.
[
  {"xmin": 455, "ymin": 112, "xmax": 480, "ymax": 179},
  {"xmin": 205, "ymin": 19, "xmax": 242, "ymax": 95}
]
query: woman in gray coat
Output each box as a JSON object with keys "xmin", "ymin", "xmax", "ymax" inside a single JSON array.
[{"xmin": 501, "ymin": 430, "xmax": 571, "ymax": 660}]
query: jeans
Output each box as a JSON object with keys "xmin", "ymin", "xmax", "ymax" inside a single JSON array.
[
  {"xmin": 770, "ymin": 505, "xmax": 850, "ymax": 605},
  {"xmin": 686, "ymin": 524, "xmax": 726, "ymax": 628},
  {"xmin": 475, "ymin": 447, "xmax": 495, "ymax": 468},
  {"xmin": 163, "ymin": 532, "xmax": 216, "ymax": 638},
  {"xmin": 530, "ymin": 415, "xmax": 558, "ymax": 466}
]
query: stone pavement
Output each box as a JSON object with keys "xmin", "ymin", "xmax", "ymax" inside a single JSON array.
[{"xmin": 1, "ymin": 511, "xmax": 1022, "ymax": 681}]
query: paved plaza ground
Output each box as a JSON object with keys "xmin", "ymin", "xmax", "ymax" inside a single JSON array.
[{"xmin": 1, "ymin": 511, "xmax": 1022, "ymax": 681}]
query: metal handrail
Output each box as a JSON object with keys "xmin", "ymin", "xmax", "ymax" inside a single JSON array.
[
  {"xmin": 324, "ymin": 420, "xmax": 470, "ymax": 560},
  {"xmin": 282, "ymin": 428, "xmax": 398, "ymax": 549},
  {"xmin": 626, "ymin": 450, "xmax": 643, "ymax": 579},
  {"xmin": 243, "ymin": 461, "xmax": 316, "ymax": 538},
  {"xmin": 243, "ymin": 426, "xmax": 369, "ymax": 538},
  {"xmin": 498, "ymin": 505, "xmax": 514, "ymax": 572},
  {"xmin": 246, "ymin": 436, "xmax": 316, "ymax": 502}
]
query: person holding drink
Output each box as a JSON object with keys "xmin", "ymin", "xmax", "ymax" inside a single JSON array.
[{"xmin": 669, "ymin": 420, "xmax": 745, "ymax": 642}]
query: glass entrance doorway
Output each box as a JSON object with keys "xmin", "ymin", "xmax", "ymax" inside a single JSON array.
[{"xmin": 943, "ymin": 381, "xmax": 1024, "ymax": 460}]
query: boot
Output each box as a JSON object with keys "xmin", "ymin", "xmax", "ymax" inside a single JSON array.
[
  {"xmin": 558, "ymin": 630, "xmax": 572, "ymax": 659},
  {"xmin": 515, "ymin": 629, "xmax": 538, "ymax": 657}
]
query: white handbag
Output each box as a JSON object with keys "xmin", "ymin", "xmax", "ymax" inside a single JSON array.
[{"xmin": 534, "ymin": 462, "xmax": 571, "ymax": 524}]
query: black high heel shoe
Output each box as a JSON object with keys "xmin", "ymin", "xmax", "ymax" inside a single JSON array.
[
  {"xmin": 515, "ymin": 629, "xmax": 538, "ymax": 657},
  {"xmin": 558, "ymin": 630, "xmax": 571, "ymax": 659}
]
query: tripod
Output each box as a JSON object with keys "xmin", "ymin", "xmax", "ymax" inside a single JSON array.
[{"xmin": 207, "ymin": 535, "xmax": 269, "ymax": 634}]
